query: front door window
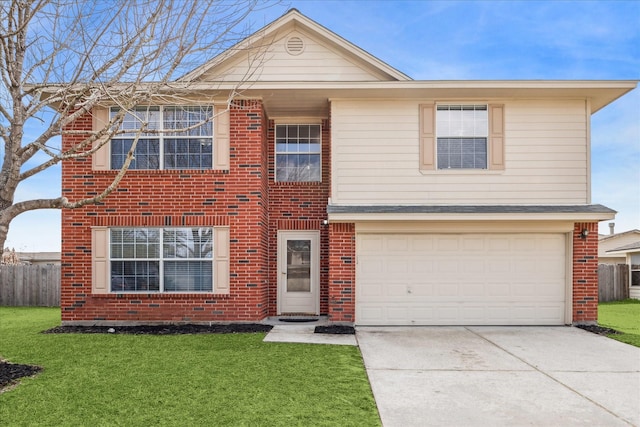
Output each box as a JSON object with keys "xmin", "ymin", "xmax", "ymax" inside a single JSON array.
[{"xmin": 287, "ymin": 240, "xmax": 311, "ymax": 292}]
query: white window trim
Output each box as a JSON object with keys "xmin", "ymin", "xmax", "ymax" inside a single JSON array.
[
  {"xmin": 435, "ymin": 103, "xmax": 489, "ymax": 170},
  {"xmin": 274, "ymin": 123, "xmax": 322, "ymax": 183},
  {"xmin": 109, "ymin": 105, "xmax": 214, "ymax": 170},
  {"xmin": 91, "ymin": 226, "xmax": 230, "ymax": 295}
]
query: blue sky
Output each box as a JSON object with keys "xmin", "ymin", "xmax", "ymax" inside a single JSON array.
[{"xmin": 5, "ymin": 0, "xmax": 639, "ymax": 251}]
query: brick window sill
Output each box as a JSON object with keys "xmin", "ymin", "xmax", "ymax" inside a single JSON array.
[
  {"xmin": 272, "ymin": 181, "xmax": 324, "ymax": 187},
  {"xmin": 92, "ymin": 293, "xmax": 231, "ymax": 299},
  {"xmin": 93, "ymin": 169, "xmax": 228, "ymax": 175}
]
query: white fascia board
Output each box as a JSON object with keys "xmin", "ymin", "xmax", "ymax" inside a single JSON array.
[{"xmin": 327, "ymin": 211, "xmax": 616, "ymax": 223}]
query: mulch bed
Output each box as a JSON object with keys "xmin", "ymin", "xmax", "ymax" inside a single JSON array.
[
  {"xmin": 575, "ymin": 324, "xmax": 621, "ymax": 336},
  {"xmin": 42, "ymin": 323, "xmax": 273, "ymax": 335},
  {"xmin": 0, "ymin": 361, "xmax": 42, "ymax": 392},
  {"xmin": 314, "ymin": 325, "xmax": 355, "ymax": 335}
]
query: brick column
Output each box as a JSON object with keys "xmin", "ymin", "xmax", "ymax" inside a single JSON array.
[
  {"xmin": 328, "ymin": 223, "xmax": 355, "ymax": 323},
  {"xmin": 572, "ymin": 222, "xmax": 599, "ymax": 324}
]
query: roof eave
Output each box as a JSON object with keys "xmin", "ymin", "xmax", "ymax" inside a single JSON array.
[{"xmin": 326, "ymin": 204, "xmax": 616, "ymax": 223}]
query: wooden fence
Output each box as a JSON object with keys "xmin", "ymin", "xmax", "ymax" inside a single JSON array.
[
  {"xmin": 0, "ymin": 265, "xmax": 61, "ymax": 307},
  {"xmin": 598, "ymin": 264, "xmax": 629, "ymax": 302},
  {"xmin": 0, "ymin": 263, "xmax": 630, "ymax": 307}
]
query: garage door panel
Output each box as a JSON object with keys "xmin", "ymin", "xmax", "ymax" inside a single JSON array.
[
  {"xmin": 412, "ymin": 236, "xmax": 435, "ymax": 251},
  {"xmin": 459, "ymin": 282, "xmax": 486, "ymax": 296},
  {"xmin": 356, "ymin": 233, "xmax": 567, "ymax": 325},
  {"xmin": 437, "ymin": 237, "xmax": 461, "ymax": 251},
  {"xmin": 357, "ymin": 302, "xmax": 566, "ymax": 326}
]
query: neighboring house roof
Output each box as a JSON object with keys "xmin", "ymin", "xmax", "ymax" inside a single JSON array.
[
  {"xmin": 606, "ymin": 241, "xmax": 640, "ymax": 254},
  {"xmin": 17, "ymin": 252, "xmax": 62, "ymax": 264},
  {"xmin": 598, "ymin": 229, "xmax": 640, "ymax": 258},
  {"xmin": 599, "ymin": 229, "xmax": 640, "ymax": 242}
]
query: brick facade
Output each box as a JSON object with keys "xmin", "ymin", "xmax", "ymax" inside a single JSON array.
[
  {"xmin": 60, "ymin": 103, "xmax": 602, "ymax": 326},
  {"xmin": 327, "ymin": 223, "xmax": 356, "ymax": 322},
  {"xmin": 61, "ymin": 100, "xmax": 275, "ymax": 323},
  {"xmin": 572, "ymin": 221, "xmax": 599, "ymax": 324},
  {"xmin": 266, "ymin": 119, "xmax": 331, "ymax": 316}
]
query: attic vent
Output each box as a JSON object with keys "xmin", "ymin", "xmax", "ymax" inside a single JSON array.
[{"xmin": 285, "ymin": 36, "xmax": 305, "ymax": 55}]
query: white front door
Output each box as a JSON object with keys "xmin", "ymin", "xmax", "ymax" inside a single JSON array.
[{"xmin": 277, "ymin": 231, "xmax": 320, "ymax": 315}]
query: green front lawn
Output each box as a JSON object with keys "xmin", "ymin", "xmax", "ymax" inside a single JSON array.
[
  {"xmin": 0, "ymin": 307, "xmax": 380, "ymax": 426},
  {"xmin": 598, "ymin": 299, "xmax": 640, "ymax": 347}
]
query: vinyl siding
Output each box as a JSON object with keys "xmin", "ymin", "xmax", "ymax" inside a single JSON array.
[
  {"xmin": 200, "ymin": 30, "xmax": 388, "ymax": 82},
  {"xmin": 331, "ymin": 99, "xmax": 589, "ymax": 205}
]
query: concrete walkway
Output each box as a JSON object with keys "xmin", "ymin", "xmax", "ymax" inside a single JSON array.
[
  {"xmin": 262, "ymin": 317, "xmax": 357, "ymax": 346},
  {"xmin": 357, "ymin": 326, "xmax": 640, "ymax": 427}
]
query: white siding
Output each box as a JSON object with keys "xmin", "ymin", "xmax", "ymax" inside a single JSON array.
[
  {"xmin": 200, "ymin": 30, "xmax": 388, "ymax": 82},
  {"xmin": 331, "ymin": 99, "xmax": 590, "ymax": 205}
]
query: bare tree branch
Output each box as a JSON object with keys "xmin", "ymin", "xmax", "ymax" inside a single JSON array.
[{"xmin": 0, "ymin": 0, "xmax": 276, "ymax": 249}]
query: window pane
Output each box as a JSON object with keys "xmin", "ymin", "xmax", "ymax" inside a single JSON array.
[
  {"xmin": 632, "ymin": 271, "xmax": 640, "ymax": 287},
  {"xmin": 436, "ymin": 105, "xmax": 488, "ymax": 169},
  {"xmin": 111, "ymin": 261, "xmax": 160, "ymax": 292},
  {"xmin": 111, "ymin": 228, "xmax": 159, "ymax": 259},
  {"xmin": 111, "ymin": 139, "xmax": 160, "ymax": 170},
  {"xmin": 275, "ymin": 124, "xmax": 321, "ymax": 182},
  {"xmin": 111, "ymin": 107, "xmax": 160, "ymax": 137},
  {"xmin": 163, "ymin": 228, "xmax": 213, "ymax": 259},
  {"xmin": 436, "ymin": 105, "xmax": 487, "ymax": 138},
  {"xmin": 164, "ymin": 261, "xmax": 213, "ymax": 291},
  {"xmin": 164, "ymin": 138, "xmax": 213, "ymax": 170},
  {"xmin": 286, "ymin": 240, "xmax": 311, "ymax": 292},
  {"xmin": 164, "ymin": 106, "xmax": 213, "ymax": 137},
  {"xmin": 437, "ymin": 138, "xmax": 487, "ymax": 169},
  {"xmin": 111, "ymin": 106, "xmax": 212, "ymax": 170}
]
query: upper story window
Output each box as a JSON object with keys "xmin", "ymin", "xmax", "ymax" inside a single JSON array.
[
  {"xmin": 275, "ymin": 124, "xmax": 321, "ymax": 182},
  {"xmin": 110, "ymin": 106, "xmax": 213, "ymax": 170},
  {"xmin": 436, "ymin": 105, "xmax": 488, "ymax": 169},
  {"xmin": 110, "ymin": 227, "xmax": 213, "ymax": 292}
]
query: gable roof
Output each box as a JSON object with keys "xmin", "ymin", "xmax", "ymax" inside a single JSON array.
[
  {"xmin": 179, "ymin": 9, "xmax": 411, "ymax": 83},
  {"xmin": 599, "ymin": 229, "xmax": 640, "ymax": 242},
  {"xmin": 606, "ymin": 241, "xmax": 640, "ymax": 254}
]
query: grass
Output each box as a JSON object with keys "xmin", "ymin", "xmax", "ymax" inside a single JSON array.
[
  {"xmin": 598, "ymin": 299, "xmax": 640, "ymax": 347},
  {"xmin": 0, "ymin": 307, "xmax": 380, "ymax": 426}
]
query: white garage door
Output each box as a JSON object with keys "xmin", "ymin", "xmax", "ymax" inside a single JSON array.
[{"xmin": 356, "ymin": 233, "xmax": 567, "ymax": 325}]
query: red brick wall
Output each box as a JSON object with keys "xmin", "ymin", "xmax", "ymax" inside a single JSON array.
[
  {"xmin": 61, "ymin": 100, "xmax": 270, "ymax": 324},
  {"xmin": 572, "ymin": 221, "xmax": 599, "ymax": 324},
  {"xmin": 266, "ymin": 119, "xmax": 331, "ymax": 315},
  {"xmin": 327, "ymin": 223, "xmax": 355, "ymax": 322}
]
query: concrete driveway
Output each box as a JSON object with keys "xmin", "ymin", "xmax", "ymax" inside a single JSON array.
[{"xmin": 357, "ymin": 327, "xmax": 640, "ymax": 427}]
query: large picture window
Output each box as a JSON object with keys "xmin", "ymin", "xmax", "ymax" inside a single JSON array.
[
  {"xmin": 110, "ymin": 106, "xmax": 213, "ymax": 170},
  {"xmin": 110, "ymin": 228, "xmax": 213, "ymax": 292},
  {"xmin": 436, "ymin": 105, "xmax": 488, "ymax": 169},
  {"xmin": 275, "ymin": 124, "xmax": 321, "ymax": 182}
]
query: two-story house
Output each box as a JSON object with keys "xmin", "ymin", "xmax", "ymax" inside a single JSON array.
[{"xmin": 59, "ymin": 10, "xmax": 636, "ymax": 326}]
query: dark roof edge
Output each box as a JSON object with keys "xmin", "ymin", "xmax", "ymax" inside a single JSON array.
[
  {"xmin": 326, "ymin": 204, "xmax": 616, "ymax": 215},
  {"xmin": 606, "ymin": 241, "xmax": 640, "ymax": 253}
]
